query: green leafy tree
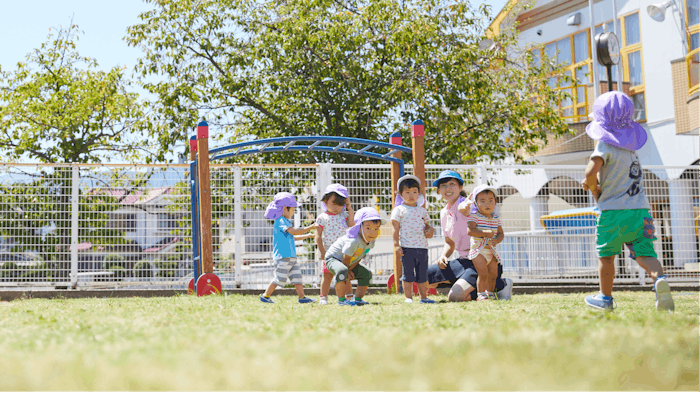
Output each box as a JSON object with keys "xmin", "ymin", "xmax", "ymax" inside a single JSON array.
[
  {"xmin": 0, "ymin": 24, "xmax": 174, "ymax": 279},
  {"xmin": 127, "ymin": 0, "xmax": 573, "ymax": 165}
]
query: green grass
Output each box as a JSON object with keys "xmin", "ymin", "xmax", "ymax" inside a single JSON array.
[{"xmin": 0, "ymin": 291, "xmax": 697, "ymax": 391}]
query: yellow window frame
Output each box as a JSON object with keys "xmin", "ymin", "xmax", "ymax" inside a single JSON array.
[
  {"xmin": 686, "ymin": 0, "xmax": 700, "ymax": 94},
  {"xmin": 534, "ymin": 28, "xmax": 592, "ymax": 123}
]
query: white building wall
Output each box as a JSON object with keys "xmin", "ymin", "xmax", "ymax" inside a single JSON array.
[{"xmin": 515, "ymin": 0, "xmax": 699, "ymax": 167}]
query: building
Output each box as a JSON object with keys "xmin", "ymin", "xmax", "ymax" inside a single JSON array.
[{"xmin": 486, "ymin": 0, "xmax": 699, "ymax": 270}]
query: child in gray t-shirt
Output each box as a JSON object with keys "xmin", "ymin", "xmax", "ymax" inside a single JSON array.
[{"xmin": 582, "ymin": 92, "xmax": 673, "ymax": 312}]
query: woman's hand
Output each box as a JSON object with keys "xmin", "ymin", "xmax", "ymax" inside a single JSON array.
[{"xmin": 437, "ymin": 255, "xmax": 449, "ymax": 269}]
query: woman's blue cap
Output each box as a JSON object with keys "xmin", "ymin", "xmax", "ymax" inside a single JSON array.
[{"xmin": 432, "ymin": 170, "xmax": 464, "ymax": 187}]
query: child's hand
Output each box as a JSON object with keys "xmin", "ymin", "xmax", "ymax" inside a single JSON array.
[
  {"xmin": 349, "ymin": 271, "xmax": 355, "ymax": 281},
  {"xmin": 581, "ymin": 179, "xmax": 601, "ymax": 200},
  {"xmin": 424, "ymin": 226, "xmax": 435, "ymax": 239},
  {"xmin": 458, "ymin": 203, "xmax": 472, "ymax": 217},
  {"xmin": 484, "ymin": 230, "xmax": 496, "ymax": 238},
  {"xmin": 490, "ymin": 236, "xmax": 502, "ymax": 246},
  {"xmin": 394, "ymin": 246, "xmax": 403, "ymax": 257},
  {"xmin": 345, "ymin": 198, "xmax": 352, "ymax": 209}
]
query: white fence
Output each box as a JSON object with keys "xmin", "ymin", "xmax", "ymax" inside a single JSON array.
[{"xmin": 0, "ymin": 163, "xmax": 697, "ymax": 290}]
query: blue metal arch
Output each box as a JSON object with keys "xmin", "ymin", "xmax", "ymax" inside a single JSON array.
[{"xmin": 208, "ymin": 135, "xmax": 412, "ymax": 176}]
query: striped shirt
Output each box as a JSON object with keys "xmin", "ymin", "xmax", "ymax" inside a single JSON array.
[{"xmin": 466, "ymin": 211, "xmax": 501, "ymax": 263}]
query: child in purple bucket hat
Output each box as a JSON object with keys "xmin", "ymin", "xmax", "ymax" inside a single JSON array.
[
  {"xmin": 582, "ymin": 91, "xmax": 674, "ymax": 312},
  {"xmin": 315, "ymin": 183, "xmax": 355, "ymax": 305},
  {"xmin": 324, "ymin": 207, "xmax": 385, "ymax": 305},
  {"xmin": 260, "ymin": 192, "xmax": 316, "ymax": 304}
]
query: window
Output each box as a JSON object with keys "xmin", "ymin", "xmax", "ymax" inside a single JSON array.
[
  {"xmin": 688, "ymin": 0, "xmax": 700, "ymax": 94},
  {"xmin": 536, "ymin": 29, "xmax": 592, "ymax": 122},
  {"xmin": 158, "ymin": 213, "xmax": 179, "ymax": 230},
  {"xmin": 619, "ymin": 11, "xmax": 646, "ymax": 121},
  {"xmin": 111, "ymin": 213, "xmax": 137, "ymax": 231}
]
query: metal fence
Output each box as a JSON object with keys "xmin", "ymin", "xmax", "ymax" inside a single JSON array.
[{"xmin": 0, "ymin": 163, "xmax": 697, "ymax": 290}]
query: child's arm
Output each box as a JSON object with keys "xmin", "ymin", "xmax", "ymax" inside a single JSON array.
[
  {"xmin": 391, "ymin": 219, "xmax": 403, "ymax": 257},
  {"xmin": 490, "ymin": 225, "xmax": 504, "ymax": 245},
  {"xmin": 582, "ymin": 157, "xmax": 603, "ymax": 201},
  {"xmin": 345, "ymin": 199, "xmax": 355, "ymax": 227},
  {"xmin": 466, "ymin": 221, "xmax": 496, "ymax": 238},
  {"xmin": 344, "ymin": 254, "xmax": 358, "ymax": 281},
  {"xmin": 294, "ymin": 233, "xmax": 315, "ymax": 241},
  {"xmin": 315, "ymin": 226, "xmax": 326, "ymax": 261},
  {"xmin": 286, "ymin": 224, "xmax": 315, "ymax": 236},
  {"xmin": 458, "ymin": 203, "xmax": 472, "ymax": 217}
]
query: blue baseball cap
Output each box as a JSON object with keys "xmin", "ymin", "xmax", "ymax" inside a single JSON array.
[{"xmin": 432, "ymin": 170, "xmax": 464, "ymax": 187}]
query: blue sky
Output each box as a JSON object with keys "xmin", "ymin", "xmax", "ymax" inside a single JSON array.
[{"xmin": 0, "ymin": 0, "xmax": 510, "ymax": 73}]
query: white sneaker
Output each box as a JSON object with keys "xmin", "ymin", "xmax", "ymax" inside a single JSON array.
[
  {"xmin": 654, "ymin": 276, "xmax": 674, "ymax": 312},
  {"xmin": 319, "ymin": 296, "xmax": 328, "ymax": 305},
  {"xmin": 497, "ymin": 278, "xmax": 514, "ymax": 301},
  {"xmin": 405, "ymin": 298, "xmax": 414, "ymax": 303}
]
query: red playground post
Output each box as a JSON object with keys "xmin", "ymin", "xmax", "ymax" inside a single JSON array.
[{"xmin": 194, "ymin": 121, "xmax": 221, "ymax": 296}]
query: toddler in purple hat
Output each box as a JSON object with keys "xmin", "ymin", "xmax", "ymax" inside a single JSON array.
[
  {"xmin": 260, "ymin": 192, "xmax": 316, "ymax": 304},
  {"xmin": 315, "ymin": 183, "xmax": 355, "ymax": 305},
  {"xmin": 582, "ymin": 91, "xmax": 673, "ymax": 312},
  {"xmin": 324, "ymin": 207, "xmax": 385, "ymax": 305}
]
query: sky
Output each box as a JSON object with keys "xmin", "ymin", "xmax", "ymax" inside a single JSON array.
[{"xmin": 0, "ymin": 0, "xmax": 511, "ymax": 73}]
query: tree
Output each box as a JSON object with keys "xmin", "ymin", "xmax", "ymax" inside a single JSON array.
[
  {"xmin": 127, "ymin": 0, "xmax": 573, "ymax": 165},
  {"xmin": 0, "ymin": 24, "xmax": 170, "ymax": 280}
]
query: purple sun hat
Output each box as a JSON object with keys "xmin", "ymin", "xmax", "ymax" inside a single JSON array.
[
  {"xmin": 394, "ymin": 174, "xmax": 426, "ymax": 207},
  {"xmin": 347, "ymin": 207, "xmax": 387, "ymax": 239},
  {"xmin": 466, "ymin": 184, "xmax": 500, "ymax": 216},
  {"xmin": 265, "ymin": 192, "xmax": 299, "ymax": 220},
  {"xmin": 586, "ymin": 91, "xmax": 647, "ymax": 151},
  {"xmin": 320, "ymin": 183, "xmax": 349, "ymax": 212}
]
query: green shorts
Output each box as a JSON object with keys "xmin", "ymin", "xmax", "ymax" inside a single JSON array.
[{"xmin": 596, "ymin": 209, "xmax": 657, "ymax": 259}]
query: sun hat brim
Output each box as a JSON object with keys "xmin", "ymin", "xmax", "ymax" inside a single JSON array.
[{"xmin": 586, "ymin": 121, "xmax": 647, "ymax": 151}]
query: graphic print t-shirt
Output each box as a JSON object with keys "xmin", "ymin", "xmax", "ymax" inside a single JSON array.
[
  {"xmin": 324, "ymin": 235, "xmax": 375, "ymax": 266},
  {"xmin": 590, "ymin": 142, "xmax": 650, "ymax": 211}
]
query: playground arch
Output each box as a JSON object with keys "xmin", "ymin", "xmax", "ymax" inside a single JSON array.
[{"xmin": 187, "ymin": 120, "xmax": 426, "ymax": 295}]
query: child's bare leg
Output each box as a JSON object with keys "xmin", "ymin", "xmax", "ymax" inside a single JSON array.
[
  {"xmin": 487, "ymin": 259, "xmax": 499, "ymax": 293},
  {"xmin": 344, "ymin": 281, "xmax": 354, "ymax": 298},
  {"xmin": 294, "ymin": 283, "xmax": 305, "ymax": 298},
  {"xmin": 334, "ymin": 280, "xmax": 347, "ymax": 299},
  {"xmin": 321, "ymin": 272, "xmax": 333, "ymax": 297},
  {"xmin": 263, "ymin": 282, "xmax": 277, "ymax": 297},
  {"xmin": 417, "ymin": 282, "xmax": 428, "ymax": 299},
  {"xmin": 634, "ymin": 256, "xmax": 664, "ymax": 280},
  {"xmin": 402, "ymin": 281, "xmax": 414, "ymax": 298},
  {"xmin": 472, "ymin": 254, "xmax": 489, "ymax": 293},
  {"xmin": 598, "ymin": 256, "xmax": 616, "ymax": 297},
  {"xmin": 355, "ymin": 285, "xmax": 368, "ymax": 299}
]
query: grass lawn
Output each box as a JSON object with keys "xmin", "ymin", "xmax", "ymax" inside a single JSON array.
[{"xmin": 0, "ymin": 291, "xmax": 697, "ymax": 391}]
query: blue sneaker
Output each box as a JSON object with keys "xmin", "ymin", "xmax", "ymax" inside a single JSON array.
[
  {"xmin": 654, "ymin": 276, "xmax": 674, "ymax": 312},
  {"xmin": 420, "ymin": 298, "xmax": 437, "ymax": 304},
  {"xmin": 584, "ymin": 293, "xmax": 615, "ymax": 311},
  {"xmin": 259, "ymin": 295, "xmax": 274, "ymax": 303},
  {"xmin": 354, "ymin": 299, "xmax": 369, "ymax": 306},
  {"xmin": 338, "ymin": 300, "xmax": 356, "ymax": 306},
  {"xmin": 298, "ymin": 297, "xmax": 316, "ymax": 304}
]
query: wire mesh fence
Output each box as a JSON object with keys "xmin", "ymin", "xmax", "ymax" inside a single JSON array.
[{"xmin": 0, "ymin": 162, "xmax": 697, "ymax": 290}]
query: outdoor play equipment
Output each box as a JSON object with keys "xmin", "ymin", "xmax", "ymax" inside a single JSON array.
[{"xmin": 188, "ymin": 120, "xmax": 427, "ymax": 296}]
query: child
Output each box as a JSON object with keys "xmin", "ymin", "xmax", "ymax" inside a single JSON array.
[
  {"xmin": 260, "ymin": 192, "xmax": 316, "ymax": 304},
  {"xmin": 315, "ymin": 183, "xmax": 354, "ymax": 305},
  {"xmin": 465, "ymin": 185, "xmax": 504, "ymax": 301},
  {"xmin": 582, "ymin": 91, "xmax": 674, "ymax": 312},
  {"xmin": 390, "ymin": 175, "xmax": 436, "ymax": 304},
  {"xmin": 324, "ymin": 207, "xmax": 384, "ymax": 306}
]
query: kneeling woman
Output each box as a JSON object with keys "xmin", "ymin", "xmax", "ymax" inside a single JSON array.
[{"xmin": 427, "ymin": 170, "xmax": 513, "ymax": 301}]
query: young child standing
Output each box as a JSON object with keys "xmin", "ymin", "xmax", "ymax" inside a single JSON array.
[
  {"xmin": 315, "ymin": 184, "xmax": 354, "ymax": 305},
  {"xmin": 582, "ymin": 91, "xmax": 674, "ymax": 312},
  {"xmin": 260, "ymin": 192, "xmax": 316, "ymax": 304},
  {"xmin": 465, "ymin": 185, "xmax": 504, "ymax": 301},
  {"xmin": 324, "ymin": 207, "xmax": 384, "ymax": 306},
  {"xmin": 391, "ymin": 175, "xmax": 436, "ymax": 304}
]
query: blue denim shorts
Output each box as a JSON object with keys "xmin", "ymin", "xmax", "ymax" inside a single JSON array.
[{"xmin": 400, "ymin": 247, "xmax": 429, "ymax": 283}]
